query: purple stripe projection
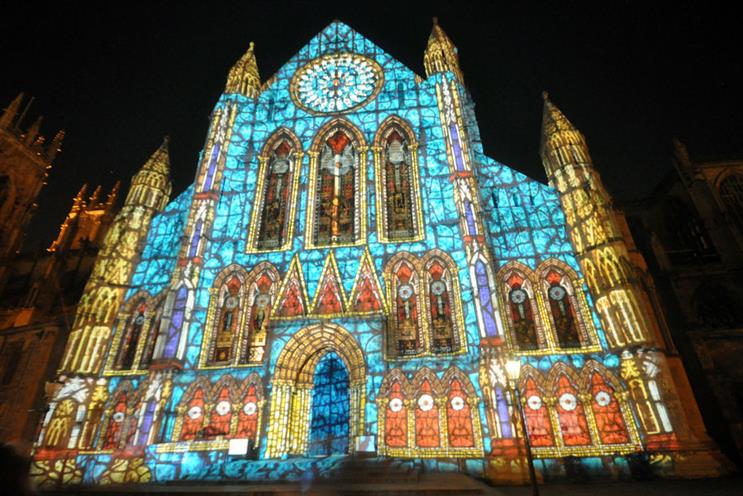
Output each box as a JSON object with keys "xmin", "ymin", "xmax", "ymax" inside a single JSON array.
[
  {"xmin": 164, "ymin": 286, "xmax": 188, "ymax": 358},
  {"xmin": 495, "ymin": 386, "xmax": 513, "ymax": 438},
  {"xmin": 188, "ymin": 220, "xmax": 202, "ymax": 259},
  {"xmin": 449, "ymin": 122, "xmax": 466, "ymax": 171},
  {"xmin": 475, "ymin": 261, "xmax": 499, "ymax": 337},
  {"xmin": 138, "ymin": 400, "xmax": 157, "ymax": 446},
  {"xmin": 464, "ymin": 200, "xmax": 477, "ymax": 236},
  {"xmin": 201, "ymin": 143, "xmax": 220, "ymax": 192}
]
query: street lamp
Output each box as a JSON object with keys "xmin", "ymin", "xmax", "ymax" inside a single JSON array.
[{"xmin": 505, "ymin": 358, "xmax": 539, "ymax": 496}]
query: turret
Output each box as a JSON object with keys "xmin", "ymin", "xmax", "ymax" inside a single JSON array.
[
  {"xmin": 539, "ymin": 92, "xmax": 659, "ymax": 349},
  {"xmin": 0, "ymin": 93, "xmax": 23, "ymax": 129},
  {"xmin": 423, "ymin": 18, "xmax": 464, "ymax": 84},
  {"xmin": 225, "ymin": 41, "xmax": 261, "ymax": 98},
  {"xmin": 125, "ymin": 136, "xmax": 172, "ymax": 210}
]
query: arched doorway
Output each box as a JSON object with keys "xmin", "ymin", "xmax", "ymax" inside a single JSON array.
[
  {"xmin": 308, "ymin": 352, "xmax": 350, "ymax": 456},
  {"xmin": 266, "ymin": 324, "xmax": 366, "ymax": 458}
]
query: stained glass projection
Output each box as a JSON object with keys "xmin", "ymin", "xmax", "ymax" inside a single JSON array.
[
  {"xmin": 308, "ymin": 352, "xmax": 350, "ymax": 456},
  {"xmin": 206, "ymin": 387, "xmax": 232, "ymax": 437},
  {"xmin": 545, "ymin": 270, "xmax": 581, "ymax": 348},
  {"xmin": 240, "ymin": 272, "xmax": 273, "ymax": 363},
  {"xmin": 385, "ymin": 381, "xmax": 408, "ymax": 448},
  {"xmin": 380, "ymin": 127, "xmax": 416, "ymax": 240},
  {"xmin": 414, "ymin": 379, "xmax": 440, "ymax": 448},
  {"xmin": 180, "ymin": 389, "xmax": 206, "ymax": 441},
  {"xmin": 210, "ymin": 275, "xmax": 242, "ymax": 364},
  {"xmin": 116, "ymin": 300, "xmax": 146, "ymax": 369},
  {"xmin": 555, "ymin": 375, "xmax": 591, "ymax": 446},
  {"xmin": 590, "ymin": 373, "xmax": 630, "ymax": 445},
  {"xmin": 103, "ymin": 392, "xmax": 128, "ymax": 450},
  {"xmin": 255, "ymin": 136, "xmax": 297, "ymax": 250},
  {"xmin": 507, "ymin": 274, "xmax": 539, "ymax": 350},
  {"xmin": 237, "ymin": 384, "xmax": 259, "ymax": 441},
  {"xmin": 522, "ymin": 378, "xmax": 555, "ymax": 447},
  {"xmin": 313, "ymin": 128, "xmax": 360, "ymax": 246},
  {"xmin": 391, "ymin": 259, "xmax": 422, "ymax": 356},
  {"xmin": 446, "ymin": 379, "xmax": 475, "ymax": 448},
  {"xmin": 427, "ymin": 259, "xmax": 455, "ymax": 353}
]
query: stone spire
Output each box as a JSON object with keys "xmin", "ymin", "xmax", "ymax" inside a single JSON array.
[
  {"xmin": 0, "ymin": 93, "xmax": 24, "ymax": 129},
  {"xmin": 423, "ymin": 17, "xmax": 464, "ymax": 84},
  {"xmin": 126, "ymin": 136, "xmax": 172, "ymax": 210},
  {"xmin": 23, "ymin": 116, "xmax": 43, "ymax": 145},
  {"xmin": 225, "ymin": 41, "xmax": 261, "ymax": 98},
  {"xmin": 540, "ymin": 92, "xmax": 590, "ymax": 179},
  {"xmin": 47, "ymin": 129, "xmax": 65, "ymax": 162}
]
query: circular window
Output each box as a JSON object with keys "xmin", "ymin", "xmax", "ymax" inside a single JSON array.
[
  {"xmin": 595, "ymin": 391, "xmax": 612, "ymax": 407},
  {"xmin": 526, "ymin": 395, "xmax": 543, "ymax": 411},
  {"xmin": 559, "ymin": 393, "xmax": 578, "ymax": 411},
  {"xmin": 187, "ymin": 406, "xmax": 203, "ymax": 420},
  {"xmin": 388, "ymin": 397, "xmax": 403, "ymax": 413},
  {"xmin": 112, "ymin": 411, "xmax": 125, "ymax": 423},
  {"xmin": 398, "ymin": 283, "xmax": 414, "ymax": 300},
  {"xmin": 450, "ymin": 396, "xmax": 466, "ymax": 411},
  {"xmin": 215, "ymin": 400, "xmax": 231, "ymax": 416},
  {"xmin": 417, "ymin": 394, "xmax": 434, "ymax": 412},
  {"xmin": 510, "ymin": 288, "xmax": 527, "ymax": 304},
  {"xmin": 243, "ymin": 402, "xmax": 257, "ymax": 416},
  {"xmin": 224, "ymin": 295, "xmax": 239, "ymax": 310}
]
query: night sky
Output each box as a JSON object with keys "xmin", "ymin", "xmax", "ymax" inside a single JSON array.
[{"xmin": 2, "ymin": 1, "xmax": 741, "ymax": 249}]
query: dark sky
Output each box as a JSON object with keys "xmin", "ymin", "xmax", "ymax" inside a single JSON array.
[{"xmin": 3, "ymin": 1, "xmax": 741, "ymax": 248}]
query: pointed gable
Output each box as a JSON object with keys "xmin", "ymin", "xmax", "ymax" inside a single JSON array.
[
  {"xmin": 311, "ymin": 251, "xmax": 347, "ymax": 316},
  {"xmin": 273, "ymin": 255, "xmax": 309, "ymax": 318},
  {"xmin": 348, "ymin": 248, "xmax": 386, "ymax": 314}
]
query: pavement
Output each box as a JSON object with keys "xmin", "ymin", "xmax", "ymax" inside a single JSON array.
[{"xmin": 490, "ymin": 477, "xmax": 743, "ymax": 496}]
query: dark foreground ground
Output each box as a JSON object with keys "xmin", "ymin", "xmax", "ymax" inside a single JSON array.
[{"xmin": 493, "ymin": 477, "xmax": 742, "ymax": 496}]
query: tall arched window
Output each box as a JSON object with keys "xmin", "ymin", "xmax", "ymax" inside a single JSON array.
[
  {"xmin": 589, "ymin": 373, "xmax": 630, "ymax": 445},
  {"xmin": 385, "ymin": 380, "xmax": 408, "ymax": 448},
  {"xmin": 388, "ymin": 258, "xmax": 423, "ymax": 356},
  {"xmin": 308, "ymin": 121, "xmax": 365, "ymax": 247},
  {"xmin": 506, "ymin": 273, "xmax": 539, "ymax": 350},
  {"xmin": 249, "ymin": 130, "xmax": 301, "ymax": 251},
  {"xmin": 719, "ymin": 174, "xmax": 743, "ymax": 234},
  {"xmin": 414, "ymin": 379, "xmax": 440, "ymax": 448},
  {"xmin": 521, "ymin": 377, "xmax": 555, "ymax": 447},
  {"xmin": 206, "ymin": 387, "xmax": 233, "ymax": 438},
  {"xmin": 446, "ymin": 379, "xmax": 475, "ymax": 448},
  {"xmin": 544, "ymin": 270, "xmax": 581, "ymax": 348},
  {"xmin": 103, "ymin": 392, "xmax": 129, "ymax": 450},
  {"xmin": 425, "ymin": 258, "xmax": 457, "ymax": 353},
  {"xmin": 236, "ymin": 375, "xmax": 263, "ymax": 443},
  {"xmin": 554, "ymin": 375, "xmax": 592, "ymax": 446},
  {"xmin": 139, "ymin": 300, "xmax": 164, "ymax": 368},
  {"xmin": 374, "ymin": 119, "xmax": 422, "ymax": 242},
  {"xmin": 239, "ymin": 270, "xmax": 276, "ymax": 364},
  {"xmin": 115, "ymin": 299, "xmax": 147, "ymax": 370},
  {"xmin": 209, "ymin": 275, "xmax": 243, "ymax": 365},
  {"xmin": 44, "ymin": 399, "xmax": 77, "ymax": 449},
  {"xmin": 179, "ymin": 388, "xmax": 206, "ymax": 441}
]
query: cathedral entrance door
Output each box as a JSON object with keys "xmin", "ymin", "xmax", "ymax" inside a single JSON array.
[{"xmin": 308, "ymin": 352, "xmax": 350, "ymax": 456}]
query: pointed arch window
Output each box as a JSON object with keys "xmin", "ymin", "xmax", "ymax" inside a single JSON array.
[
  {"xmin": 426, "ymin": 258, "xmax": 456, "ymax": 353},
  {"xmin": 206, "ymin": 387, "xmax": 233, "ymax": 438},
  {"xmin": 44, "ymin": 399, "xmax": 76, "ymax": 449},
  {"xmin": 249, "ymin": 131, "xmax": 301, "ymax": 251},
  {"xmin": 589, "ymin": 373, "xmax": 630, "ymax": 445},
  {"xmin": 446, "ymin": 379, "xmax": 475, "ymax": 448},
  {"xmin": 390, "ymin": 260, "xmax": 423, "ymax": 356},
  {"xmin": 308, "ymin": 123, "xmax": 365, "ymax": 248},
  {"xmin": 385, "ymin": 381, "xmax": 408, "ymax": 448},
  {"xmin": 115, "ymin": 300, "xmax": 147, "ymax": 370},
  {"xmin": 375, "ymin": 122, "xmax": 422, "ymax": 242},
  {"xmin": 544, "ymin": 270, "xmax": 581, "ymax": 348},
  {"xmin": 140, "ymin": 302, "xmax": 163, "ymax": 368},
  {"xmin": 180, "ymin": 388, "xmax": 206, "ymax": 441},
  {"xmin": 237, "ymin": 381, "xmax": 261, "ymax": 442},
  {"xmin": 210, "ymin": 275, "xmax": 242, "ymax": 365},
  {"xmin": 414, "ymin": 380, "xmax": 440, "ymax": 448},
  {"xmin": 506, "ymin": 273, "xmax": 539, "ymax": 350},
  {"xmin": 554, "ymin": 375, "xmax": 591, "ymax": 446},
  {"xmin": 239, "ymin": 273, "xmax": 273, "ymax": 364},
  {"xmin": 103, "ymin": 392, "xmax": 128, "ymax": 450},
  {"xmin": 521, "ymin": 378, "xmax": 555, "ymax": 447}
]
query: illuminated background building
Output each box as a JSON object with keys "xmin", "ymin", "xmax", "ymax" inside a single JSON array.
[{"xmin": 26, "ymin": 19, "xmax": 732, "ymax": 488}]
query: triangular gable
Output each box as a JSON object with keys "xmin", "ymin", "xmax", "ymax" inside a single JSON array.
[
  {"xmin": 272, "ymin": 255, "xmax": 309, "ymax": 319},
  {"xmin": 348, "ymin": 248, "xmax": 386, "ymax": 315},
  {"xmin": 311, "ymin": 251, "xmax": 347, "ymax": 316},
  {"xmin": 260, "ymin": 20, "xmax": 421, "ymax": 94}
]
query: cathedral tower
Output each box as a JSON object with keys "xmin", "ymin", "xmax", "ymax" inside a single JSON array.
[
  {"xmin": 0, "ymin": 93, "xmax": 64, "ymax": 290},
  {"xmin": 540, "ymin": 93, "xmax": 661, "ymax": 349},
  {"xmin": 59, "ymin": 138, "xmax": 171, "ymax": 375}
]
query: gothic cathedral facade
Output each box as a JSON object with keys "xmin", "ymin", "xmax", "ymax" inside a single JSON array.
[{"xmin": 31, "ymin": 21, "xmax": 725, "ymax": 486}]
